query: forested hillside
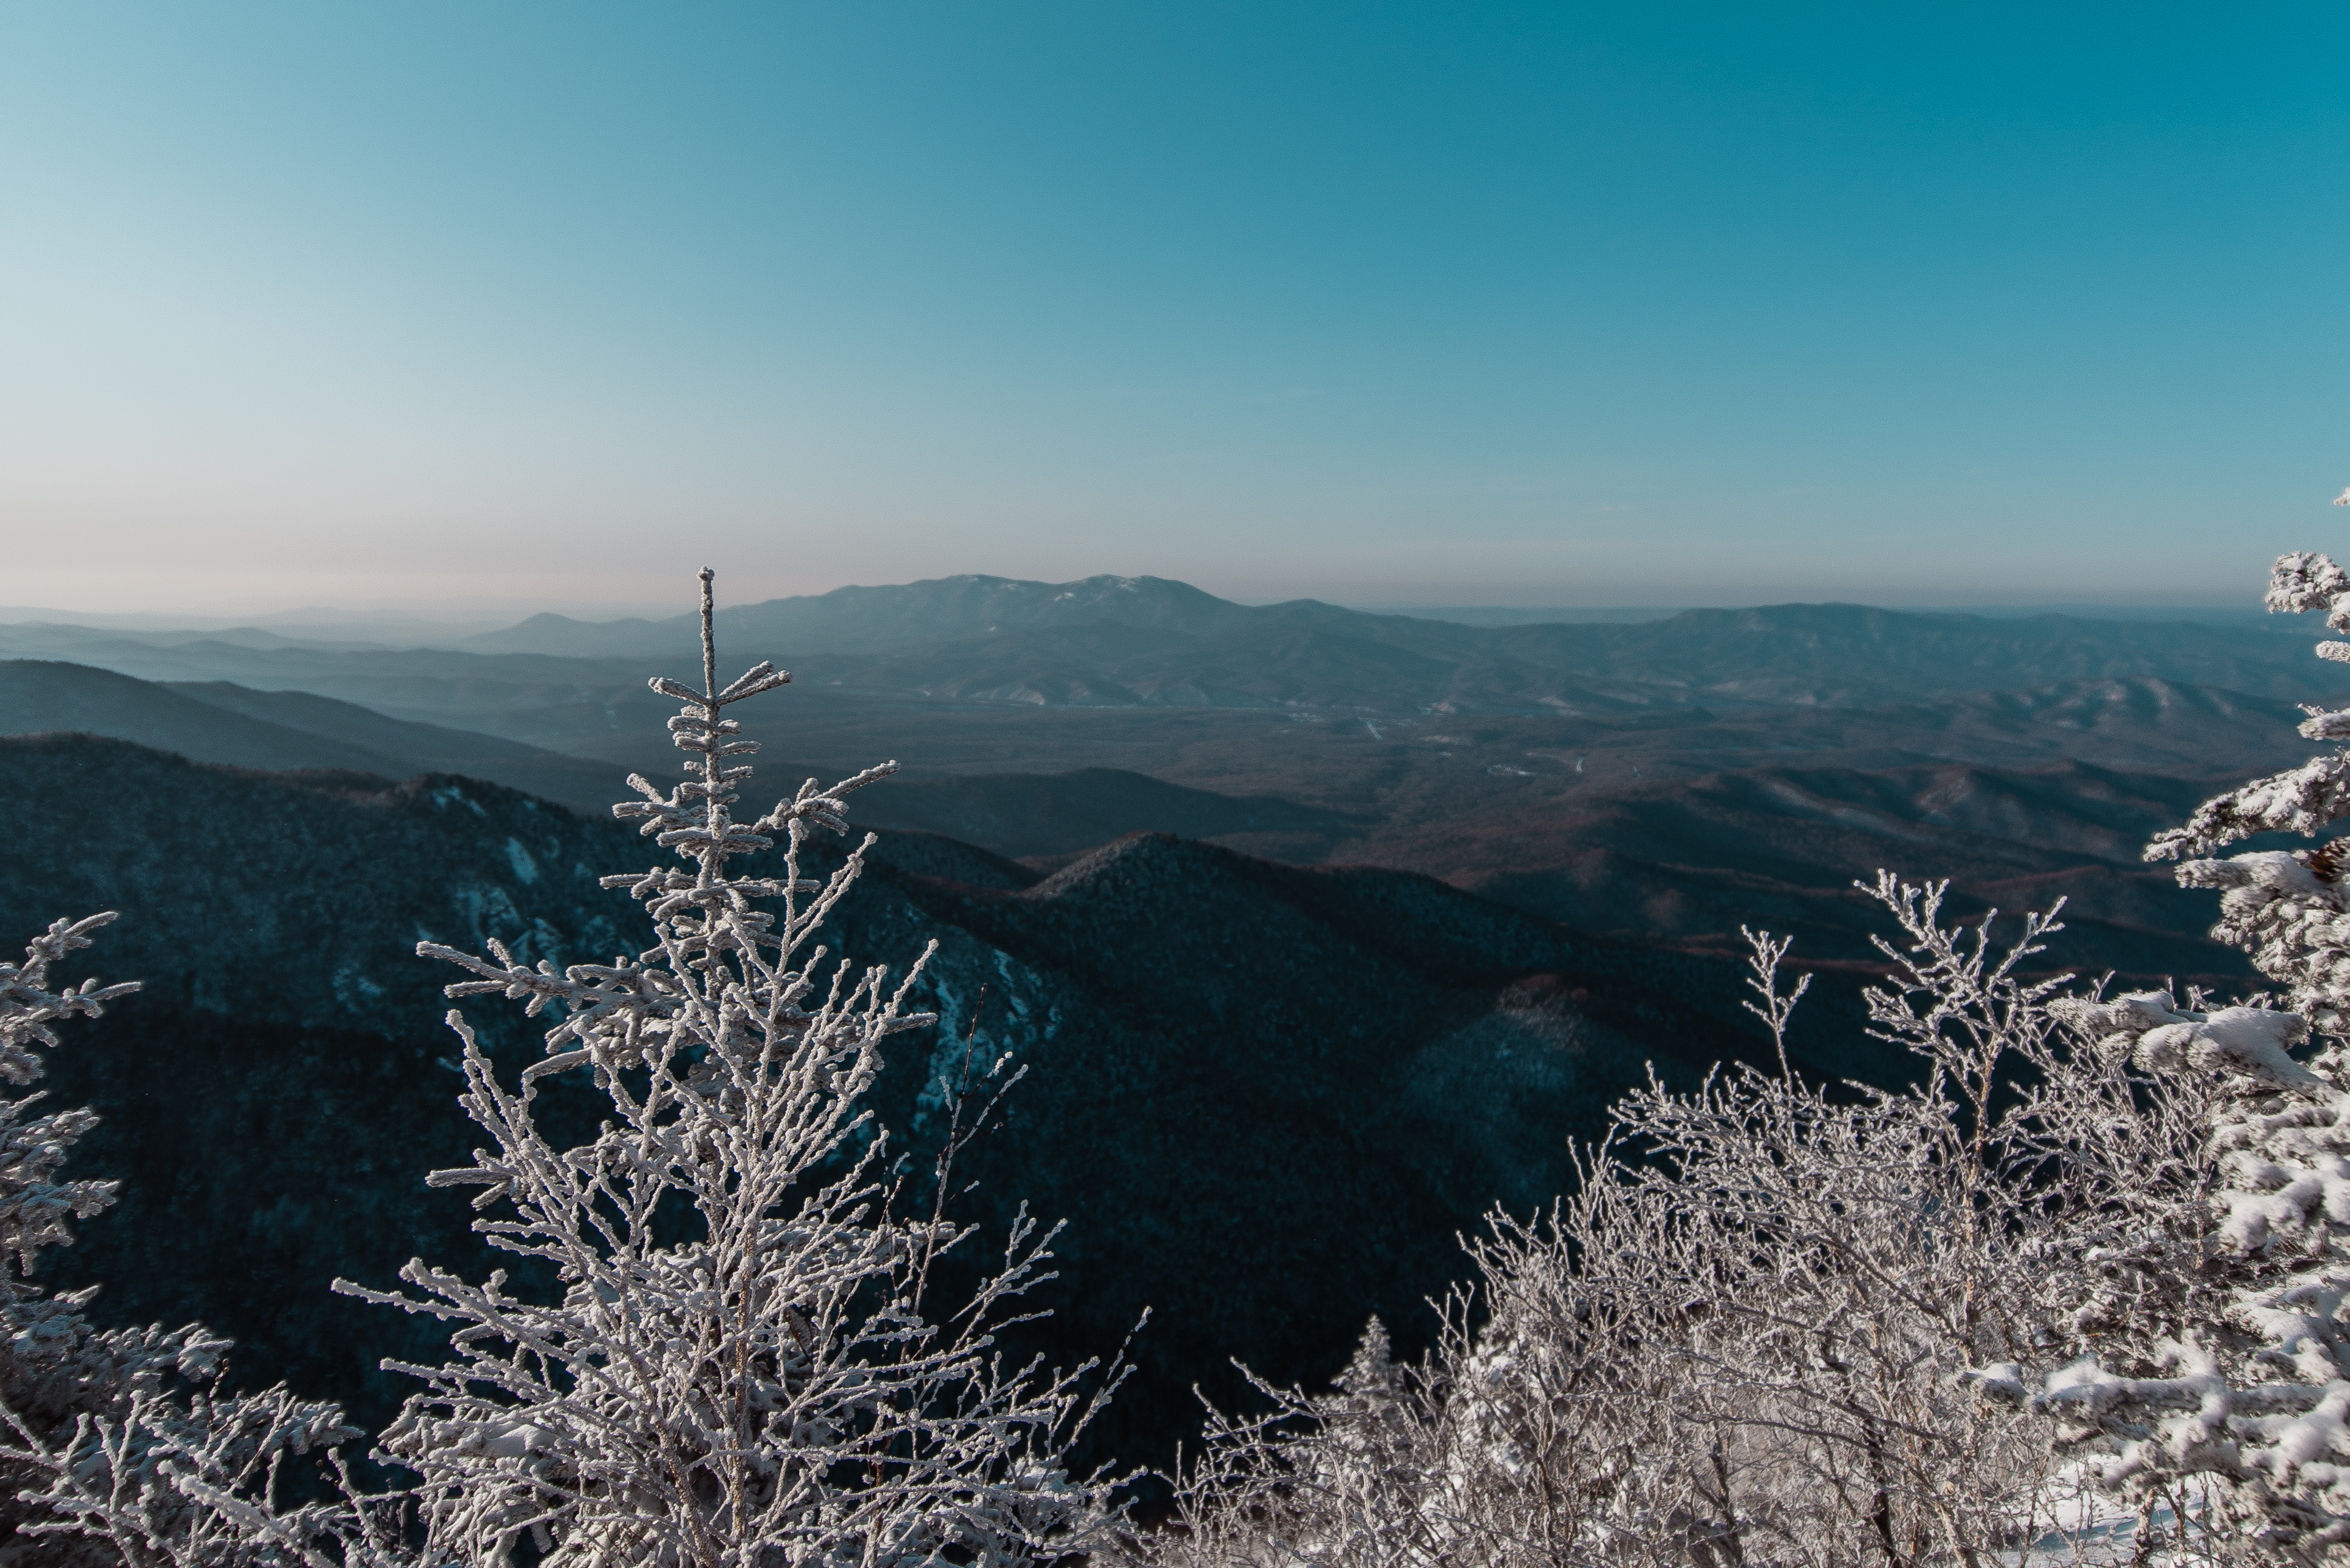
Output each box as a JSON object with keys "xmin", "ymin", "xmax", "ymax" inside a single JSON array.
[{"xmin": 2, "ymin": 732, "xmax": 1841, "ymax": 1473}]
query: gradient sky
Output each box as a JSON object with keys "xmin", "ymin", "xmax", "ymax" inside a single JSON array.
[{"xmin": 3, "ymin": 3, "xmax": 2346, "ymax": 618}]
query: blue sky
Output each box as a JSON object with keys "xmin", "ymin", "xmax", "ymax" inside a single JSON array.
[{"xmin": 3, "ymin": 3, "xmax": 2345, "ymax": 617}]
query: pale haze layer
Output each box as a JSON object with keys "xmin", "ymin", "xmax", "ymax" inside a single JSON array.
[{"xmin": 3, "ymin": 2, "xmax": 2345, "ymax": 617}]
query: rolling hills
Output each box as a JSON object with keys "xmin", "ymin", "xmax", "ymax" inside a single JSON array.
[
  {"xmin": 0, "ymin": 656, "xmax": 2291, "ymax": 986},
  {"xmin": 5, "ymin": 577, "xmax": 2341, "ymax": 736},
  {"xmin": 0, "ymin": 571, "xmax": 2320, "ymax": 1470},
  {"xmin": 1, "ymin": 731, "xmax": 1856, "ymax": 1475}
]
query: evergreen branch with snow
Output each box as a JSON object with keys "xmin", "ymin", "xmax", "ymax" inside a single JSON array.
[{"xmin": 1961, "ymin": 531, "xmax": 2350, "ymax": 1560}]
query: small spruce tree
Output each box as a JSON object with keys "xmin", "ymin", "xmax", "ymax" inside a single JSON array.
[{"xmin": 338, "ymin": 571, "xmax": 1125, "ymax": 1567}]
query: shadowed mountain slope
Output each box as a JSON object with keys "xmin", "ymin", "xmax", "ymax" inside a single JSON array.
[
  {"xmin": 2, "ymin": 733, "xmax": 1871, "ymax": 1475},
  {"xmin": 1360, "ymin": 760, "xmax": 2255, "ymax": 984}
]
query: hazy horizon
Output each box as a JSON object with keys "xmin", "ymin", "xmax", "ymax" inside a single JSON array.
[
  {"xmin": 6, "ymin": 4, "xmax": 2345, "ymax": 612},
  {"xmin": 0, "ymin": 572, "xmax": 2298, "ymax": 648}
]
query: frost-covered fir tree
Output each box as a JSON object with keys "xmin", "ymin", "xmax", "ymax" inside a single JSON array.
[
  {"xmin": 0, "ymin": 914, "xmax": 384, "ymax": 1567},
  {"xmin": 1955, "ymin": 535, "xmax": 2350, "ymax": 1560},
  {"xmin": 340, "ymin": 571, "xmax": 1125, "ymax": 1567}
]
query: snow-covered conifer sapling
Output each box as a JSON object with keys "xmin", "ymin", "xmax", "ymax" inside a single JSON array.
[{"xmin": 338, "ymin": 570, "xmax": 1126, "ymax": 1567}]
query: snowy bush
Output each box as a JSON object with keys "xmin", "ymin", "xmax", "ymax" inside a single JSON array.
[
  {"xmin": 0, "ymin": 913, "xmax": 388, "ymax": 1567},
  {"xmin": 1139, "ymin": 892, "xmax": 2201, "ymax": 1566}
]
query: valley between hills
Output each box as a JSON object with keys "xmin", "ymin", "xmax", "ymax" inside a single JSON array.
[
  {"xmin": 2, "ymin": 575, "xmax": 2329, "ymax": 984},
  {"xmin": 0, "ymin": 573, "xmax": 2334, "ymax": 1470}
]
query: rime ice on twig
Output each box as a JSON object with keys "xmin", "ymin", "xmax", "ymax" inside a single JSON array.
[{"xmin": 346, "ymin": 571, "xmax": 1123, "ymax": 1568}]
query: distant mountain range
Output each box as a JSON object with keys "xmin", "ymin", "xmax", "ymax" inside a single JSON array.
[
  {"xmin": 461, "ymin": 575, "xmax": 1264, "ymax": 657},
  {"xmin": 450, "ymin": 575, "xmax": 2340, "ymax": 713},
  {"xmin": 2, "ymin": 576, "xmax": 2337, "ymax": 728}
]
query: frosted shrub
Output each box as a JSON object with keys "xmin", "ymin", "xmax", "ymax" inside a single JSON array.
[
  {"xmin": 1142, "ymin": 891, "xmax": 2188, "ymax": 1566},
  {"xmin": 341, "ymin": 571, "xmax": 1125, "ymax": 1567},
  {"xmin": 0, "ymin": 914, "xmax": 386, "ymax": 1567}
]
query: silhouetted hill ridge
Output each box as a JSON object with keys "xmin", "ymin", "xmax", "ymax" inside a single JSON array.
[
  {"xmin": 435, "ymin": 575, "xmax": 2341, "ymax": 711},
  {"xmin": 0, "ymin": 660, "xmax": 409, "ymax": 775},
  {"xmin": 0, "ymin": 659, "xmax": 656, "ymax": 816}
]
